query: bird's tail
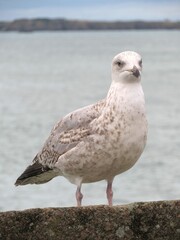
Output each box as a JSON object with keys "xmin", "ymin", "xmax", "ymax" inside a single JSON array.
[{"xmin": 15, "ymin": 156, "xmax": 57, "ymax": 186}]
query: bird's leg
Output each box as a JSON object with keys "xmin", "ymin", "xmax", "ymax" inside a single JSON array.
[
  {"xmin": 76, "ymin": 185, "xmax": 83, "ymax": 207},
  {"xmin": 106, "ymin": 179, "xmax": 113, "ymax": 206}
]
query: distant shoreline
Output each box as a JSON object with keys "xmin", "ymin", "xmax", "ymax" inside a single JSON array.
[{"xmin": 0, "ymin": 18, "xmax": 180, "ymax": 32}]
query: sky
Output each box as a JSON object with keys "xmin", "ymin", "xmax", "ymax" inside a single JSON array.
[{"xmin": 0, "ymin": 0, "xmax": 180, "ymax": 21}]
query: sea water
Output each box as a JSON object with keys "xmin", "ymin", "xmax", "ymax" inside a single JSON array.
[{"xmin": 0, "ymin": 30, "xmax": 180, "ymax": 211}]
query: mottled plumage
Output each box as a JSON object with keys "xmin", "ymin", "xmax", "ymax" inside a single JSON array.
[{"xmin": 15, "ymin": 51, "xmax": 148, "ymax": 206}]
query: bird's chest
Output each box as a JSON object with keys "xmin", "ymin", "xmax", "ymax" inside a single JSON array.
[{"xmin": 97, "ymin": 100, "xmax": 147, "ymax": 159}]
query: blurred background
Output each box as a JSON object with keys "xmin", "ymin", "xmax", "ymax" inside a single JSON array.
[{"xmin": 0, "ymin": 0, "xmax": 180, "ymax": 211}]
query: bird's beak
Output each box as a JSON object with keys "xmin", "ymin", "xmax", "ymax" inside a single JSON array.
[{"xmin": 132, "ymin": 65, "xmax": 140, "ymax": 78}]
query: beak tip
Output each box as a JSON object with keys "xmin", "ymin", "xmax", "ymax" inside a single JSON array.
[{"xmin": 132, "ymin": 66, "xmax": 140, "ymax": 78}]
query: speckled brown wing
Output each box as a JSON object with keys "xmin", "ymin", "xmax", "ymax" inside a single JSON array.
[
  {"xmin": 37, "ymin": 126, "xmax": 91, "ymax": 166},
  {"xmin": 37, "ymin": 99, "xmax": 105, "ymax": 166},
  {"xmin": 15, "ymin": 99, "xmax": 105, "ymax": 185}
]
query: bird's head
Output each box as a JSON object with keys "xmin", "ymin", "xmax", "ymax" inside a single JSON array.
[{"xmin": 111, "ymin": 51, "xmax": 142, "ymax": 83}]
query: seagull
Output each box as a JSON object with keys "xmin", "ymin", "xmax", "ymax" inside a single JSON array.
[{"xmin": 15, "ymin": 51, "xmax": 148, "ymax": 207}]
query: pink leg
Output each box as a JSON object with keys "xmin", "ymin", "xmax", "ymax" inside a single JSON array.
[
  {"xmin": 106, "ymin": 180, "xmax": 113, "ymax": 206},
  {"xmin": 76, "ymin": 185, "xmax": 83, "ymax": 207}
]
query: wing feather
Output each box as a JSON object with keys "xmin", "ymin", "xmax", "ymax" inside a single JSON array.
[{"xmin": 35, "ymin": 99, "xmax": 105, "ymax": 167}]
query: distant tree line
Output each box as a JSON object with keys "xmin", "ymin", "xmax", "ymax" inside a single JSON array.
[{"xmin": 0, "ymin": 18, "xmax": 179, "ymax": 32}]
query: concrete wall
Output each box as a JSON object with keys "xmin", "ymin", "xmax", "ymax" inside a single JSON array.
[{"xmin": 0, "ymin": 200, "xmax": 180, "ymax": 240}]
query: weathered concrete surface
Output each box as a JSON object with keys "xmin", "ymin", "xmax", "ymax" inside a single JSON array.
[{"xmin": 0, "ymin": 200, "xmax": 179, "ymax": 240}]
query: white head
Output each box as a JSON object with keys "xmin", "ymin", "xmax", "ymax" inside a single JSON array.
[{"xmin": 111, "ymin": 51, "xmax": 142, "ymax": 83}]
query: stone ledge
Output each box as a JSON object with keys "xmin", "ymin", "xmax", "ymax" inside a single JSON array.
[{"xmin": 0, "ymin": 200, "xmax": 180, "ymax": 240}]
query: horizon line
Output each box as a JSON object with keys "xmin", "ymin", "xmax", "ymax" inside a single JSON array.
[{"xmin": 1, "ymin": 17, "xmax": 180, "ymax": 23}]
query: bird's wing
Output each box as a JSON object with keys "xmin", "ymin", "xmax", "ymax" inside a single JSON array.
[
  {"xmin": 36, "ymin": 99, "xmax": 105, "ymax": 166},
  {"xmin": 15, "ymin": 99, "xmax": 105, "ymax": 185}
]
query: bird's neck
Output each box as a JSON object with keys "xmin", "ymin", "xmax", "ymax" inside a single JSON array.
[{"xmin": 106, "ymin": 81, "xmax": 145, "ymax": 111}]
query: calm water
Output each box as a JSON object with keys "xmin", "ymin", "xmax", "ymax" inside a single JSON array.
[{"xmin": 0, "ymin": 31, "xmax": 180, "ymax": 211}]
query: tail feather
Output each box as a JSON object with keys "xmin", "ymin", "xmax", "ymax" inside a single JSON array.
[{"xmin": 15, "ymin": 160, "xmax": 56, "ymax": 186}]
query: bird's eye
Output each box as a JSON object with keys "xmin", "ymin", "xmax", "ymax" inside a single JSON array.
[
  {"xmin": 139, "ymin": 60, "xmax": 142, "ymax": 67},
  {"xmin": 116, "ymin": 61, "xmax": 124, "ymax": 67}
]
